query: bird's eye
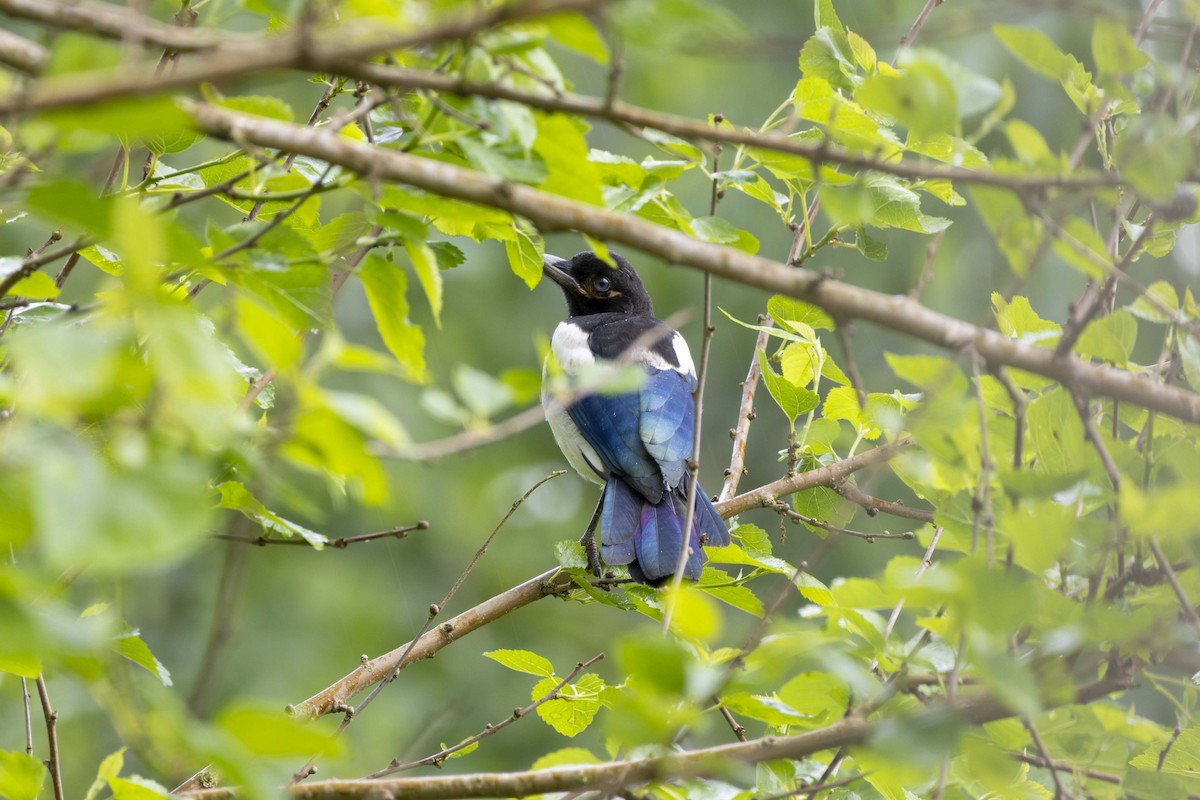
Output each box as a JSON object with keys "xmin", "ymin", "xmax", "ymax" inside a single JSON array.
[{"xmin": 593, "ymin": 276, "xmax": 611, "ymax": 293}]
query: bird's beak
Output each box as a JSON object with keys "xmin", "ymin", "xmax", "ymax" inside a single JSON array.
[{"xmin": 542, "ymin": 254, "xmax": 584, "ymax": 295}]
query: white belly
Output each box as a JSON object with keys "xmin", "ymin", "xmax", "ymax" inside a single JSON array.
[{"xmin": 544, "ymin": 321, "xmax": 608, "ymax": 485}]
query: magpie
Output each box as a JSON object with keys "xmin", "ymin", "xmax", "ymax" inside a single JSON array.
[{"xmin": 541, "ymin": 250, "xmax": 730, "ymax": 584}]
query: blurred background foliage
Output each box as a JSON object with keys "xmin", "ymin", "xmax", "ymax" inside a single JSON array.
[{"xmin": 1, "ymin": 0, "xmax": 1200, "ymax": 797}]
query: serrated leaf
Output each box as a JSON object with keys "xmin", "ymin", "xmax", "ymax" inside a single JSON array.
[
  {"xmin": 758, "ymin": 349, "xmax": 819, "ymax": 425},
  {"xmin": 484, "ymin": 649, "xmax": 555, "ymax": 677},
  {"xmin": 1092, "ymin": 17, "xmax": 1148, "ymax": 76},
  {"xmin": 0, "ymin": 751, "xmax": 47, "ymax": 800},
  {"xmin": 216, "ymin": 481, "xmax": 327, "ymax": 548},
  {"xmin": 768, "ymin": 294, "xmax": 835, "ymax": 332},
  {"xmin": 7, "ymin": 271, "xmax": 59, "ymax": 300},
  {"xmin": 360, "ymin": 254, "xmax": 426, "ymax": 382},
  {"xmin": 534, "ymin": 673, "xmax": 604, "ymax": 737},
  {"xmin": 505, "ymin": 220, "xmax": 543, "ymax": 289},
  {"xmin": 1127, "ymin": 280, "xmax": 1180, "ymax": 324},
  {"xmin": 113, "ymin": 629, "xmax": 172, "ymax": 685},
  {"xmin": 405, "ymin": 242, "xmax": 442, "ymax": 327}
]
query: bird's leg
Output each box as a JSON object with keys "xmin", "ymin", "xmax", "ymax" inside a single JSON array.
[{"xmin": 581, "ymin": 492, "xmax": 604, "ymax": 578}]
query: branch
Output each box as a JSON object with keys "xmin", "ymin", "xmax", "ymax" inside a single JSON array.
[
  {"xmin": 719, "ymin": 322, "xmax": 771, "ymax": 502},
  {"xmin": 289, "ymin": 568, "xmax": 567, "ymax": 720},
  {"xmin": 0, "ymin": 0, "xmax": 231, "ymax": 51},
  {"xmin": 216, "ymin": 521, "xmax": 429, "ymax": 548},
  {"xmin": 183, "ymin": 671, "xmax": 1133, "ymax": 800},
  {"xmin": 326, "ymin": 64, "xmax": 1120, "ymax": 193},
  {"xmin": 0, "ymin": 28, "xmax": 46, "ymax": 73},
  {"xmin": 717, "ymin": 438, "xmax": 912, "ymax": 517},
  {"xmin": 0, "ymin": 0, "xmax": 616, "ymax": 115},
  {"xmin": 183, "ymin": 104, "xmax": 1200, "ymax": 425},
  {"xmin": 35, "ymin": 676, "xmax": 64, "ymax": 800}
]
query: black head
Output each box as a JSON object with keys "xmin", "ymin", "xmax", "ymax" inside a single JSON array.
[{"xmin": 542, "ymin": 251, "xmax": 654, "ymax": 318}]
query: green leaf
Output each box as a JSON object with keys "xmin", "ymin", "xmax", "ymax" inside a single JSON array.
[
  {"xmin": 42, "ymin": 94, "xmax": 192, "ymax": 140},
  {"xmin": 544, "ymin": 12, "xmax": 609, "ymax": 62},
  {"xmin": 534, "ymin": 673, "xmax": 604, "ymax": 737},
  {"xmin": 360, "ymin": 254, "xmax": 427, "ymax": 382},
  {"xmin": 505, "ymin": 220, "xmax": 544, "ymax": 289},
  {"xmin": 1115, "ymin": 117, "xmax": 1194, "ymax": 202},
  {"xmin": 1051, "ymin": 216, "xmax": 1108, "ymax": 279},
  {"xmin": 7, "ymin": 271, "xmax": 59, "ymax": 300},
  {"xmin": 885, "ymin": 353, "xmax": 967, "ymax": 394},
  {"xmin": 220, "ymin": 95, "xmax": 295, "ymax": 122},
  {"xmin": 800, "ymin": 25, "xmax": 857, "ymax": 92},
  {"xmin": 84, "ymin": 749, "xmax": 125, "ymax": 800},
  {"xmin": 1127, "ymin": 280, "xmax": 1180, "ymax": 324},
  {"xmin": 1092, "ymin": 17, "xmax": 1148, "ymax": 76},
  {"xmin": 690, "ymin": 216, "xmax": 759, "ymax": 253},
  {"xmin": 216, "ymin": 481, "xmax": 327, "ymax": 548},
  {"xmin": 992, "ymin": 294, "xmax": 1062, "ymax": 347},
  {"xmin": 858, "ymin": 59, "xmax": 958, "ymax": 141},
  {"xmin": 484, "ymin": 649, "xmax": 556, "ymax": 677},
  {"xmin": 216, "ymin": 703, "xmax": 342, "ymax": 757},
  {"xmin": 406, "ymin": 241, "xmax": 443, "ymax": 327},
  {"xmin": 531, "ymin": 747, "xmax": 602, "ymax": 770},
  {"xmin": 1075, "ymin": 309, "xmax": 1137, "ymax": 364},
  {"xmin": 108, "ymin": 776, "xmax": 171, "ymax": 799},
  {"xmin": 0, "ymin": 750, "xmax": 47, "ymax": 800},
  {"xmin": 768, "ymin": 295, "xmax": 835, "ymax": 333},
  {"xmin": 113, "ymin": 628, "xmax": 172, "ymax": 685},
  {"xmin": 758, "ymin": 349, "xmax": 819, "ymax": 425}
]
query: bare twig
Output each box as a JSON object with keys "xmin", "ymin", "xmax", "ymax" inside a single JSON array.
[
  {"xmin": 0, "ymin": 28, "xmax": 47, "ymax": 73},
  {"xmin": 1158, "ymin": 724, "xmax": 1183, "ymax": 770},
  {"xmin": 720, "ymin": 323, "xmax": 771, "ymax": 502},
  {"xmin": 216, "ymin": 521, "xmax": 429, "ymax": 548},
  {"xmin": 767, "ymin": 500, "xmax": 915, "ymax": 542},
  {"xmin": 1148, "ymin": 538, "xmax": 1200, "ymax": 633},
  {"xmin": 188, "ymin": 521, "xmax": 252, "ymax": 715},
  {"xmin": 1011, "ymin": 752, "xmax": 1120, "ymax": 785},
  {"xmin": 832, "ymin": 481, "xmax": 934, "ymax": 523},
  {"xmin": 35, "ymin": 676, "xmax": 64, "ymax": 800},
  {"xmin": 719, "ymin": 439, "xmax": 912, "ymax": 517},
  {"xmin": 1023, "ymin": 719, "xmax": 1070, "ymax": 799},
  {"xmin": 21, "ymin": 677, "xmax": 33, "ymax": 755},
  {"xmin": 971, "ymin": 354, "xmax": 995, "ymax": 564},
  {"xmin": 898, "ymin": 0, "xmax": 945, "ymax": 50},
  {"xmin": 665, "ymin": 126, "xmax": 723, "ymax": 627},
  {"xmin": 370, "ymin": 653, "xmax": 605, "ymax": 776}
]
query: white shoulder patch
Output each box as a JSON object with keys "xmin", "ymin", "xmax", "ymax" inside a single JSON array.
[
  {"xmin": 670, "ymin": 332, "xmax": 696, "ymax": 377},
  {"xmin": 550, "ymin": 322, "xmax": 595, "ymax": 374}
]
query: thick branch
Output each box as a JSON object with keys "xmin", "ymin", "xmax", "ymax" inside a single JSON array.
[
  {"xmin": 0, "ymin": 0, "xmax": 614, "ymax": 115},
  {"xmin": 183, "ymin": 105, "xmax": 1200, "ymax": 425},
  {"xmin": 290, "ymin": 569, "xmax": 566, "ymax": 719},
  {"xmin": 0, "ymin": 28, "xmax": 47, "ymax": 73},
  {"xmin": 185, "ymin": 671, "xmax": 1131, "ymax": 799}
]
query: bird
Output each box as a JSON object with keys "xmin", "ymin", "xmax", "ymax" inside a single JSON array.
[{"xmin": 541, "ymin": 250, "xmax": 730, "ymax": 584}]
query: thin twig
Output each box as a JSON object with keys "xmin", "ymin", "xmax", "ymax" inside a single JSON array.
[
  {"xmin": 991, "ymin": 366, "xmax": 1027, "ymax": 469},
  {"xmin": 216, "ymin": 521, "xmax": 429, "ymax": 548},
  {"xmin": 188, "ymin": 521, "xmax": 252, "ymax": 715},
  {"xmin": 719, "ymin": 322, "xmax": 771, "ymax": 502},
  {"xmin": 719, "ymin": 439, "xmax": 912, "ymax": 518},
  {"xmin": 35, "ymin": 676, "xmax": 65, "ymax": 800},
  {"xmin": 1158, "ymin": 724, "xmax": 1183, "ymax": 770},
  {"xmin": 971, "ymin": 354, "xmax": 995, "ymax": 564},
  {"xmin": 767, "ymin": 500, "xmax": 915, "ymax": 542},
  {"xmin": 898, "ymin": 0, "xmax": 945, "ymax": 50},
  {"xmin": 292, "ymin": 469, "xmax": 563, "ymax": 777},
  {"xmin": 1011, "ymin": 752, "xmax": 1120, "ymax": 785},
  {"xmin": 664, "ymin": 124, "xmax": 722, "ymax": 627},
  {"xmin": 1148, "ymin": 538, "xmax": 1200, "ymax": 633},
  {"xmin": 1023, "ymin": 719, "xmax": 1070, "ymax": 799},
  {"xmin": 21, "ymin": 677, "xmax": 33, "ymax": 755},
  {"xmin": 370, "ymin": 653, "xmax": 605, "ymax": 776},
  {"xmin": 832, "ymin": 481, "xmax": 934, "ymax": 523}
]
